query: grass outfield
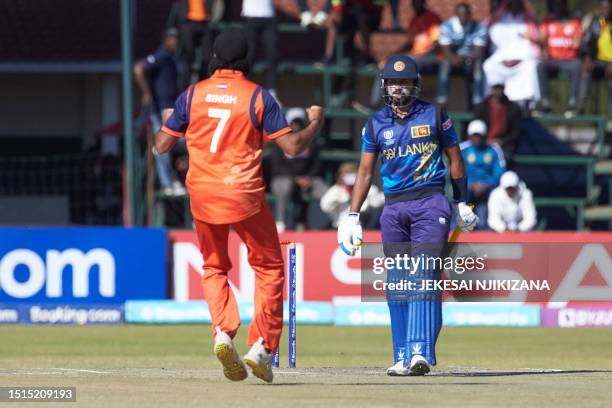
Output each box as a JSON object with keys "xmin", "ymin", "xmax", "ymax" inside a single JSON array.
[{"xmin": 0, "ymin": 325, "xmax": 611, "ymax": 407}]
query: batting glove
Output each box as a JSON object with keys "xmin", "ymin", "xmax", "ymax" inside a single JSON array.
[
  {"xmin": 337, "ymin": 212, "xmax": 363, "ymax": 256},
  {"xmin": 454, "ymin": 202, "xmax": 479, "ymax": 232}
]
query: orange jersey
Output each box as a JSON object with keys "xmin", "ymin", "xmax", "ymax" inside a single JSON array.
[
  {"xmin": 540, "ymin": 18, "xmax": 582, "ymax": 60},
  {"xmin": 407, "ymin": 10, "xmax": 441, "ymax": 56},
  {"xmin": 161, "ymin": 70, "xmax": 291, "ymax": 224},
  {"xmin": 187, "ymin": 0, "xmax": 208, "ymax": 22}
]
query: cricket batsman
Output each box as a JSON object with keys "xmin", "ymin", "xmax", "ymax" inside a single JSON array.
[
  {"xmin": 337, "ymin": 55, "xmax": 478, "ymax": 375},
  {"xmin": 154, "ymin": 28, "xmax": 324, "ymax": 383}
]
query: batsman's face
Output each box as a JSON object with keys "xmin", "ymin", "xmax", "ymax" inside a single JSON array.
[
  {"xmin": 385, "ymin": 78, "xmax": 416, "ymax": 88},
  {"xmin": 383, "ymin": 78, "xmax": 419, "ymax": 108}
]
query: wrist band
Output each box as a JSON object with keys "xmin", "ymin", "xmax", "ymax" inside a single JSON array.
[{"xmin": 451, "ymin": 177, "xmax": 468, "ymax": 204}]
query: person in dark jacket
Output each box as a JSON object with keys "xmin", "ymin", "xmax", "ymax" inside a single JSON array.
[
  {"xmin": 133, "ymin": 28, "xmax": 185, "ymax": 195},
  {"xmin": 270, "ymin": 108, "xmax": 329, "ymax": 231},
  {"xmin": 473, "ymin": 83, "xmax": 523, "ymax": 165},
  {"xmin": 169, "ymin": 0, "xmax": 212, "ymax": 88}
]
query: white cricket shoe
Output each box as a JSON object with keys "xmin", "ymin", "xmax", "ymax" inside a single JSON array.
[
  {"xmin": 171, "ymin": 181, "xmax": 186, "ymax": 196},
  {"xmin": 409, "ymin": 354, "xmax": 431, "ymax": 376},
  {"xmin": 386, "ymin": 360, "xmax": 410, "ymax": 376},
  {"xmin": 243, "ymin": 337, "xmax": 274, "ymax": 383},
  {"xmin": 213, "ymin": 327, "xmax": 248, "ymax": 381}
]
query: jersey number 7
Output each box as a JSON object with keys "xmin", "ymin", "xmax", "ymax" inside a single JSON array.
[{"xmin": 208, "ymin": 108, "xmax": 230, "ymax": 153}]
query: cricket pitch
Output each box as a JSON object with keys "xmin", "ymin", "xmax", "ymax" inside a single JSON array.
[{"xmin": 1, "ymin": 325, "xmax": 610, "ymax": 407}]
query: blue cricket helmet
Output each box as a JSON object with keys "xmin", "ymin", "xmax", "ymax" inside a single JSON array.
[
  {"xmin": 380, "ymin": 55, "xmax": 421, "ymax": 109},
  {"xmin": 381, "ymin": 55, "xmax": 420, "ymax": 80}
]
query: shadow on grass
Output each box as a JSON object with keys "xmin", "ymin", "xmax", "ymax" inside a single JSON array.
[
  {"xmin": 262, "ymin": 382, "xmax": 496, "ymax": 386},
  {"xmin": 440, "ymin": 369, "xmax": 612, "ymax": 377}
]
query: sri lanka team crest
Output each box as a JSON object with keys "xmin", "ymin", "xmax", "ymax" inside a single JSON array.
[{"xmin": 411, "ymin": 125, "xmax": 430, "ymax": 138}]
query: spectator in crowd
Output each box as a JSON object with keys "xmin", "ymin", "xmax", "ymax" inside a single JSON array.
[
  {"xmin": 488, "ymin": 170, "xmax": 537, "ymax": 232},
  {"xmin": 170, "ymin": 0, "xmax": 212, "ymax": 88},
  {"xmin": 319, "ymin": 0, "xmax": 385, "ymax": 66},
  {"xmin": 357, "ymin": 0, "xmax": 440, "ymax": 112},
  {"xmin": 437, "ymin": 2, "xmax": 488, "ymax": 108},
  {"xmin": 243, "ymin": 0, "xmax": 279, "ymax": 100},
  {"xmin": 382, "ymin": 0, "xmax": 441, "ymax": 72},
  {"xmin": 320, "ymin": 162, "xmax": 384, "ymax": 228},
  {"xmin": 537, "ymin": 0, "xmax": 584, "ymax": 117},
  {"xmin": 389, "ymin": 0, "xmax": 401, "ymax": 31},
  {"xmin": 483, "ymin": 0, "xmax": 541, "ymax": 108},
  {"xmin": 133, "ymin": 28, "xmax": 185, "ymax": 196},
  {"xmin": 474, "ymin": 83, "xmax": 522, "ymax": 163},
  {"xmin": 460, "ymin": 119, "xmax": 506, "ymax": 229},
  {"xmin": 298, "ymin": 0, "xmax": 330, "ymax": 27},
  {"xmin": 270, "ymin": 108, "xmax": 329, "ymax": 232},
  {"xmin": 579, "ymin": 0, "xmax": 612, "ymax": 106}
]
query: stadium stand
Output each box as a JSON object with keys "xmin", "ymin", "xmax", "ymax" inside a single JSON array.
[{"xmin": 0, "ymin": 0, "xmax": 609, "ymax": 230}]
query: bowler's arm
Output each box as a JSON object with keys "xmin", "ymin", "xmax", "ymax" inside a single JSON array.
[
  {"xmin": 154, "ymin": 108, "xmax": 179, "ymax": 153},
  {"xmin": 275, "ymin": 106, "xmax": 324, "ymax": 156},
  {"xmin": 350, "ymin": 152, "xmax": 377, "ymax": 213}
]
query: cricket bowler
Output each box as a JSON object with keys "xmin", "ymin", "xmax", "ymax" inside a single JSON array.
[
  {"xmin": 337, "ymin": 55, "xmax": 478, "ymax": 375},
  {"xmin": 154, "ymin": 28, "xmax": 324, "ymax": 383}
]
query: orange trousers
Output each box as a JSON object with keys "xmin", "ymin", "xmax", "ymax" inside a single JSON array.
[{"xmin": 194, "ymin": 203, "xmax": 284, "ymax": 352}]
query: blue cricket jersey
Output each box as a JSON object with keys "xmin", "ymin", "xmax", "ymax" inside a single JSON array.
[
  {"xmin": 459, "ymin": 140, "xmax": 506, "ymax": 189},
  {"xmin": 361, "ymin": 100, "xmax": 459, "ymax": 203}
]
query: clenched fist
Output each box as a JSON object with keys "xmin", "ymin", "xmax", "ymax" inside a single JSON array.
[{"xmin": 306, "ymin": 105, "xmax": 324, "ymax": 123}]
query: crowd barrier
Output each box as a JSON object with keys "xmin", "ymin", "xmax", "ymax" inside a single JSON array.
[{"xmin": 0, "ymin": 228, "xmax": 610, "ymax": 327}]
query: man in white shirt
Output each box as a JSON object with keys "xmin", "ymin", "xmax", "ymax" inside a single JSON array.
[
  {"xmin": 483, "ymin": 0, "xmax": 541, "ymax": 104},
  {"xmin": 487, "ymin": 170, "xmax": 537, "ymax": 232},
  {"xmin": 320, "ymin": 162, "xmax": 384, "ymax": 227}
]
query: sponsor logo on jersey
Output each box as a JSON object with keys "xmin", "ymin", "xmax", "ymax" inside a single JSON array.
[{"xmin": 411, "ymin": 125, "xmax": 430, "ymax": 138}]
